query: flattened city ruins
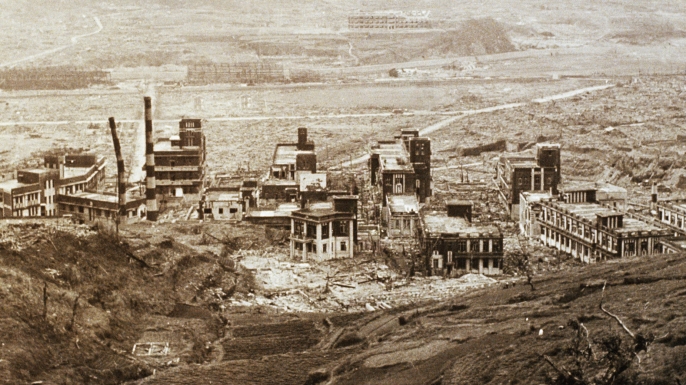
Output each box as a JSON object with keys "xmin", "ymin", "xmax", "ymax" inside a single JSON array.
[{"xmin": 1, "ymin": 1, "xmax": 685, "ymax": 384}]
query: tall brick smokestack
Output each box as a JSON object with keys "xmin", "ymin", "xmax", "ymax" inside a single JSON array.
[
  {"xmin": 108, "ymin": 117, "xmax": 126, "ymax": 220},
  {"xmin": 144, "ymin": 97, "xmax": 158, "ymax": 221}
]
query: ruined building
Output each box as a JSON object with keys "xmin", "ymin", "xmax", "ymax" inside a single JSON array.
[
  {"xmin": 0, "ymin": 153, "xmax": 106, "ymax": 218},
  {"xmin": 520, "ymin": 182, "xmax": 627, "ymax": 239},
  {"xmin": 655, "ymin": 199, "xmax": 686, "ymax": 237},
  {"xmin": 536, "ymin": 193, "xmax": 669, "ymax": 263},
  {"xmin": 348, "ymin": 11, "xmax": 431, "ymax": 29},
  {"xmin": 420, "ymin": 201, "xmax": 504, "ymax": 277},
  {"xmin": 263, "ymin": 127, "xmax": 317, "ymax": 201},
  {"xmin": 57, "ymin": 192, "xmax": 146, "ymax": 223},
  {"xmin": 382, "ymin": 194, "xmax": 419, "ymax": 238},
  {"xmin": 154, "ymin": 118, "xmax": 206, "ymax": 197},
  {"xmin": 270, "ymin": 127, "xmax": 316, "ymax": 180},
  {"xmin": 369, "ymin": 129, "xmax": 432, "ymax": 206},
  {"xmin": 495, "ymin": 143, "xmax": 561, "ymax": 219},
  {"xmin": 289, "ymin": 196, "xmax": 358, "ymax": 261}
]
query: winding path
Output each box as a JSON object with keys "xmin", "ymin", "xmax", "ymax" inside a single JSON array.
[
  {"xmin": 0, "ymin": 16, "xmax": 103, "ymax": 68},
  {"xmin": 340, "ymin": 84, "xmax": 614, "ymax": 167}
]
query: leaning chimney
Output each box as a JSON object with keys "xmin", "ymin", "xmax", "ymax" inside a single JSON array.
[
  {"xmin": 144, "ymin": 97, "xmax": 158, "ymax": 221},
  {"xmin": 108, "ymin": 117, "xmax": 126, "ymax": 219}
]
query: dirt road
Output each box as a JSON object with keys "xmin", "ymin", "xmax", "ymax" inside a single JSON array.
[
  {"xmin": 341, "ymin": 84, "xmax": 614, "ymax": 167},
  {"xmin": 0, "ymin": 16, "xmax": 103, "ymax": 68}
]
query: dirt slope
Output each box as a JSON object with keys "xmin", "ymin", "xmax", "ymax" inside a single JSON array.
[{"xmin": 135, "ymin": 252, "xmax": 686, "ymax": 385}]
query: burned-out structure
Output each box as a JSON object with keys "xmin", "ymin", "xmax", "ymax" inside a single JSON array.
[
  {"xmin": 45, "ymin": 154, "xmax": 107, "ymax": 195},
  {"xmin": 382, "ymin": 194, "xmax": 419, "ymax": 238},
  {"xmin": 495, "ymin": 143, "xmax": 561, "ymax": 219},
  {"xmin": 0, "ymin": 153, "xmax": 107, "ymax": 218},
  {"xmin": 420, "ymin": 201, "xmax": 503, "ymax": 277},
  {"xmin": 0, "ymin": 169, "xmax": 58, "ymax": 217},
  {"xmin": 289, "ymin": 196, "xmax": 358, "ymax": 261},
  {"xmin": 153, "ymin": 118, "xmax": 206, "ymax": 197},
  {"xmin": 537, "ymin": 198, "xmax": 669, "ymax": 263},
  {"xmin": 369, "ymin": 129, "xmax": 432, "ymax": 206},
  {"xmin": 270, "ymin": 127, "xmax": 316, "ymax": 180},
  {"xmin": 520, "ymin": 182, "xmax": 628, "ymax": 239},
  {"xmin": 348, "ymin": 11, "xmax": 431, "ymax": 29},
  {"xmin": 263, "ymin": 127, "xmax": 317, "ymax": 201},
  {"xmin": 57, "ymin": 192, "xmax": 146, "ymax": 223},
  {"xmin": 655, "ymin": 199, "xmax": 686, "ymax": 237}
]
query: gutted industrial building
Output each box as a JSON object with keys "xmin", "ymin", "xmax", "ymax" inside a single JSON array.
[
  {"xmin": 495, "ymin": 143, "xmax": 561, "ymax": 219},
  {"xmin": 154, "ymin": 118, "xmax": 206, "ymax": 197},
  {"xmin": 369, "ymin": 129, "xmax": 432, "ymax": 205},
  {"xmin": 420, "ymin": 201, "xmax": 504, "ymax": 277}
]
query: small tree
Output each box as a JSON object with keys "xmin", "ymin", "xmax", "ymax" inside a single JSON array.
[{"xmin": 543, "ymin": 283, "xmax": 654, "ymax": 385}]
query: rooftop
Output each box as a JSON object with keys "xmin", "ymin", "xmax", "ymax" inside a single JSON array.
[
  {"xmin": 551, "ymin": 202, "xmax": 663, "ymax": 233},
  {"xmin": 520, "ymin": 191, "xmax": 554, "ymax": 202},
  {"xmin": 246, "ymin": 203, "xmax": 300, "ymax": 218},
  {"xmin": 423, "ymin": 212, "xmax": 500, "ymax": 236},
  {"xmin": 69, "ymin": 192, "xmax": 119, "ymax": 204},
  {"xmin": 20, "ymin": 168, "xmax": 51, "ymax": 174},
  {"xmin": 273, "ymin": 144, "xmax": 314, "ymax": 166},
  {"xmin": 373, "ymin": 141, "xmax": 413, "ymax": 172},
  {"xmin": 154, "ymin": 139, "xmax": 200, "ymax": 153},
  {"xmin": 558, "ymin": 181, "xmax": 627, "ymax": 194},
  {"xmin": 0, "ymin": 179, "xmax": 32, "ymax": 191},
  {"xmin": 206, "ymin": 191, "xmax": 240, "ymax": 202},
  {"xmin": 387, "ymin": 195, "xmax": 419, "ymax": 214}
]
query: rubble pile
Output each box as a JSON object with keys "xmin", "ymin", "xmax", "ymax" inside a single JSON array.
[
  {"xmin": 216, "ymin": 250, "xmax": 511, "ymax": 313},
  {"xmin": 0, "ymin": 218, "xmax": 94, "ymax": 251}
]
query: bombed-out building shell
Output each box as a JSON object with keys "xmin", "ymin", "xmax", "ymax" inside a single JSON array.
[
  {"xmin": 420, "ymin": 201, "xmax": 503, "ymax": 277},
  {"xmin": 153, "ymin": 118, "xmax": 206, "ymax": 197}
]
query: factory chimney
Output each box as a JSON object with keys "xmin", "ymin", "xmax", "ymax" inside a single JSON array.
[
  {"xmin": 108, "ymin": 117, "xmax": 126, "ymax": 232},
  {"xmin": 144, "ymin": 97, "xmax": 158, "ymax": 221}
]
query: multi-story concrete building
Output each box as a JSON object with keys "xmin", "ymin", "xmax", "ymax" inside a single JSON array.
[
  {"xmin": 0, "ymin": 153, "xmax": 106, "ymax": 218},
  {"xmin": 57, "ymin": 192, "xmax": 146, "ymax": 223},
  {"xmin": 348, "ymin": 11, "xmax": 431, "ymax": 29},
  {"xmin": 369, "ymin": 129, "xmax": 431, "ymax": 205},
  {"xmin": 495, "ymin": 143, "xmax": 561, "ymax": 219},
  {"xmin": 520, "ymin": 182, "xmax": 628, "ymax": 239},
  {"xmin": 420, "ymin": 202, "xmax": 503, "ymax": 277},
  {"xmin": 538, "ymin": 199, "xmax": 669, "ymax": 263},
  {"xmin": 45, "ymin": 153, "xmax": 107, "ymax": 195},
  {"xmin": 0, "ymin": 169, "xmax": 56, "ymax": 217},
  {"xmin": 289, "ymin": 196, "xmax": 358, "ymax": 261},
  {"xmin": 655, "ymin": 200, "xmax": 686, "ymax": 236},
  {"xmin": 154, "ymin": 118, "xmax": 206, "ymax": 197},
  {"xmin": 383, "ymin": 194, "xmax": 419, "ymax": 238},
  {"xmin": 519, "ymin": 191, "xmax": 554, "ymax": 239}
]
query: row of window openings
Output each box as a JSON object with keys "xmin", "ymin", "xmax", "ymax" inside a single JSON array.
[
  {"xmin": 660, "ymin": 210, "xmax": 684, "ymax": 228},
  {"xmin": 433, "ymin": 257, "xmax": 498, "ymax": 270},
  {"xmin": 14, "ymin": 193, "xmax": 40, "ymax": 204},
  {"xmin": 434, "ymin": 241, "xmax": 502, "ymax": 254},
  {"xmin": 295, "ymin": 222, "xmax": 348, "ymax": 237},
  {"xmin": 304, "ymin": 241, "xmax": 346, "ymax": 253},
  {"xmin": 203, "ymin": 207, "xmax": 239, "ymax": 214},
  {"xmin": 547, "ymin": 230, "xmax": 657, "ymax": 254},
  {"xmin": 516, "ymin": 176, "xmax": 552, "ymax": 186}
]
